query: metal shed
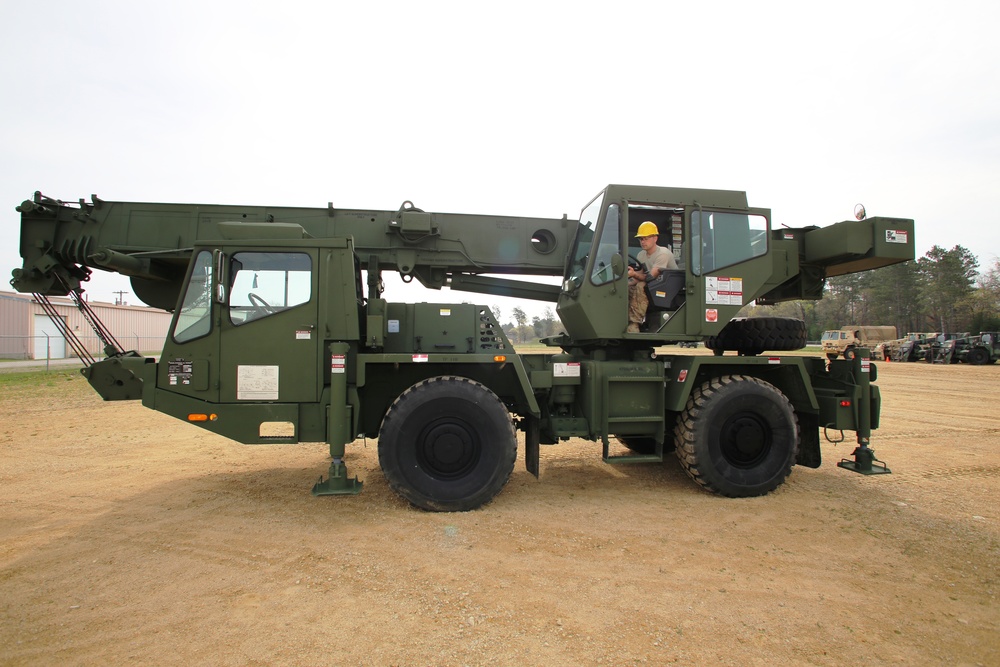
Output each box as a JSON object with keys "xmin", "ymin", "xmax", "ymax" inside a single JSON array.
[{"xmin": 0, "ymin": 291, "xmax": 172, "ymax": 360}]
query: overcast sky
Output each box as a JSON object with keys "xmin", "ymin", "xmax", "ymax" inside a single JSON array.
[{"xmin": 2, "ymin": 1, "xmax": 997, "ymax": 321}]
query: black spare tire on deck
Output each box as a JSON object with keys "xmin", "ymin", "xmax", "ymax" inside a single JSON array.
[{"xmin": 704, "ymin": 317, "xmax": 807, "ymax": 356}]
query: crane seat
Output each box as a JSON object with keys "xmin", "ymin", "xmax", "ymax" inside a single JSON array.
[{"xmin": 645, "ymin": 270, "xmax": 685, "ymax": 311}]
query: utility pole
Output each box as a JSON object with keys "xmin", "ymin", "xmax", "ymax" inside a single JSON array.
[{"xmin": 113, "ymin": 290, "xmax": 128, "ymax": 305}]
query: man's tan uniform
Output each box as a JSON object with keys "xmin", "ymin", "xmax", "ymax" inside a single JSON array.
[{"xmin": 628, "ymin": 244, "xmax": 677, "ymax": 332}]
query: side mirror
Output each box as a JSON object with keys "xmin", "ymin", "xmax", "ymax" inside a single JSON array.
[{"xmin": 611, "ymin": 254, "xmax": 625, "ymax": 279}]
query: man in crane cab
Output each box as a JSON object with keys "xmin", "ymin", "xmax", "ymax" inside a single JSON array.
[{"xmin": 627, "ymin": 221, "xmax": 678, "ymax": 333}]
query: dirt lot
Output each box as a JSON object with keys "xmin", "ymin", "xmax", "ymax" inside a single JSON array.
[{"xmin": 1, "ymin": 356, "xmax": 997, "ymax": 666}]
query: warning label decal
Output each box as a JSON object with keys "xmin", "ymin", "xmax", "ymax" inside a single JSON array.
[
  {"xmin": 706, "ymin": 276, "xmax": 744, "ymax": 306},
  {"xmin": 886, "ymin": 230, "xmax": 908, "ymax": 244}
]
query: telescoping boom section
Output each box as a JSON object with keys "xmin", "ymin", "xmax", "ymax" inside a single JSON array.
[{"xmin": 11, "ymin": 185, "xmax": 914, "ymax": 510}]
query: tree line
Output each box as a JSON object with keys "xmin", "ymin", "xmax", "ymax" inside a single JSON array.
[
  {"xmin": 494, "ymin": 306, "xmax": 560, "ymax": 344},
  {"xmin": 742, "ymin": 245, "xmax": 1000, "ymax": 340}
]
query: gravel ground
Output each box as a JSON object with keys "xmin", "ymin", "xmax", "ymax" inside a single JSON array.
[{"xmin": 1, "ymin": 358, "xmax": 997, "ymax": 666}]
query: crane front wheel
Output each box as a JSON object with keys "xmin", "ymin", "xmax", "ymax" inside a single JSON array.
[{"xmin": 378, "ymin": 376, "xmax": 516, "ymax": 512}]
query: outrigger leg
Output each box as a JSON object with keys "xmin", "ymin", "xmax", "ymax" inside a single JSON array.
[
  {"xmin": 312, "ymin": 341, "xmax": 363, "ymax": 496},
  {"xmin": 836, "ymin": 350, "xmax": 891, "ymax": 475}
]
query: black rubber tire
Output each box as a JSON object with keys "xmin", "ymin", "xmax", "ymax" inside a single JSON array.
[
  {"xmin": 967, "ymin": 347, "xmax": 989, "ymax": 365},
  {"xmin": 674, "ymin": 375, "xmax": 799, "ymax": 497},
  {"xmin": 704, "ymin": 317, "xmax": 807, "ymax": 356},
  {"xmin": 378, "ymin": 376, "xmax": 515, "ymax": 512}
]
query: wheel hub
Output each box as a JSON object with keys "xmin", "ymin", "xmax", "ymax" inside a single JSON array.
[
  {"xmin": 418, "ymin": 421, "xmax": 479, "ymax": 479},
  {"xmin": 720, "ymin": 413, "xmax": 771, "ymax": 467}
]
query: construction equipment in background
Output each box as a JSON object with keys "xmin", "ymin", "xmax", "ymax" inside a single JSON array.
[
  {"xmin": 921, "ymin": 332, "xmax": 968, "ymax": 363},
  {"xmin": 880, "ymin": 332, "xmax": 936, "ymax": 362},
  {"xmin": 928, "ymin": 332, "xmax": 1000, "ymax": 365}
]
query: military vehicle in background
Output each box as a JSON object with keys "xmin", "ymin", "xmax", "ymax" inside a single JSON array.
[
  {"xmin": 921, "ymin": 332, "xmax": 968, "ymax": 363},
  {"xmin": 821, "ymin": 325, "xmax": 897, "ymax": 360},
  {"xmin": 878, "ymin": 332, "xmax": 936, "ymax": 362},
  {"xmin": 954, "ymin": 332, "xmax": 1000, "ymax": 365},
  {"xmin": 11, "ymin": 186, "xmax": 914, "ymax": 510},
  {"xmin": 928, "ymin": 332, "xmax": 1000, "ymax": 365}
]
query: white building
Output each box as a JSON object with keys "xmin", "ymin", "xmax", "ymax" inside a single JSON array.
[{"xmin": 0, "ymin": 290, "xmax": 172, "ymax": 360}]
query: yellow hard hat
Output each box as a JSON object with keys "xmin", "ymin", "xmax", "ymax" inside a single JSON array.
[{"xmin": 635, "ymin": 221, "xmax": 658, "ymax": 237}]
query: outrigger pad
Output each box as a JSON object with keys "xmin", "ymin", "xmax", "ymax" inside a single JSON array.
[
  {"xmin": 837, "ymin": 446, "xmax": 891, "ymax": 475},
  {"xmin": 312, "ymin": 460, "xmax": 363, "ymax": 496}
]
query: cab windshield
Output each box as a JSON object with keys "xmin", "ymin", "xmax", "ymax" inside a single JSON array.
[{"xmin": 565, "ymin": 191, "xmax": 605, "ymax": 287}]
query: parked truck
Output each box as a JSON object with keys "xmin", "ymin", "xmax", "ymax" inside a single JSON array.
[
  {"xmin": 821, "ymin": 326, "xmax": 898, "ymax": 360},
  {"xmin": 11, "ymin": 185, "xmax": 915, "ymax": 510}
]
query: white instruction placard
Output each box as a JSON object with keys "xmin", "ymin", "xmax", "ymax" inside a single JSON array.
[
  {"xmin": 237, "ymin": 365, "xmax": 279, "ymax": 401},
  {"xmin": 705, "ymin": 276, "xmax": 744, "ymax": 305},
  {"xmin": 553, "ymin": 362, "xmax": 581, "ymax": 378},
  {"xmin": 886, "ymin": 229, "xmax": 908, "ymax": 244}
]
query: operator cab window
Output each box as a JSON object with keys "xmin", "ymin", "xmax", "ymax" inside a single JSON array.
[
  {"xmin": 229, "ymin": 252, "xmax": 312, "ymax": 325},
  {"xmin": 173, "ymin": 250, "xmax": 214, "ymax": 343},
  {"xmin": 591, "ymin": 204, "xmax": 621, "ymax": 285},
  {"xmin": 626, "ymin": 204, "xmax": 683, "ymax": 269},
  {"xmin": 566, "ymin": 191, "xmax": 605, "ymax": 289},
  {"xmin": 691, "ymin": 210, "xmax": 768, "ymax": 275}
]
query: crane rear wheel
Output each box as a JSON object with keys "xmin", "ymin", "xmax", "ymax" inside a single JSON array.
[{"xmin": 675, "ymin": 375, "xmax": 799, "ymax": 497}]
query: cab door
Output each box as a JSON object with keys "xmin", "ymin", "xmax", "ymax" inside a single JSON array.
[
  {"xmin": 681, "ymin": 207, "xmax": 771, "ymax": 337},
  {"xmin": 218, "ymin": 248, "xmax": 319, "ymax": 405},
  {"xmin": 159, "ymin": 249, "xmax": 222, "ymax": 403}
]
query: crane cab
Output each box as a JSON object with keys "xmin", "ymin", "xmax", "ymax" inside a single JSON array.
[{"xmin": 556, "ymin": 184, "xmax": 771, "ymax": 345}]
